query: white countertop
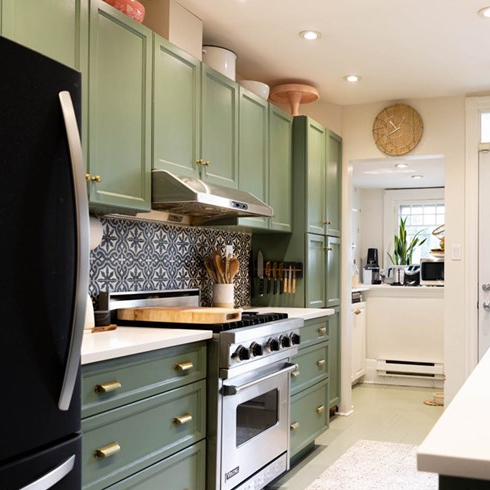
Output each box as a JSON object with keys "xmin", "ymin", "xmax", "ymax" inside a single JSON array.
[
  {"xmin": 417, "ymin": 348, "xmax": 490, "ymax": 480},
  {"xmin": 248, "ymin": 307, "xmax": 334, "ymax": 320},
  {"xmin": 81, "ymin": 327, "xmax": 213, "ymax": 365}
]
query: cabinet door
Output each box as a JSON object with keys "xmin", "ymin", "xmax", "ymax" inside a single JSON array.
[
  {"xmin": 326, "ymin": 130, "xmax": 342, "ymax": 237},
  {"xmin": 0, "ymin": 0, "xmax": 88, "ymax": 70},
  {"xmin": 305, "ymin": 119, "xmax": 327, "ymax": 235},
  {"xmin": 305, "ymin": 233, "xmax": 326, "ymax": 308},
  {"xmin": 352, "ymin": 302, "xmax": 366, "ymax": 383},
  {"xmin": 269, "ymin": 105, "xmax": 293, "ymax": 231},
  {"xmin": 153, "ymin": 35, "xmax": 201, "ymax": 179},
  {"xmin": 87, "ymin": 0, "xmax": 152, "ymax": 213},
  {"xmin": 238, "ymin": 88, "xmax": 269, "ymax": 229},
  {"xmin": 328, "ymin": 306, "xmax": 341, "ymax": 409},
  {"xmin": 326, "ymin": 236, "xmax": 341, "ymax": 307},
  {"xmin": 201, "ymin": 65, "xmax": 239, "ymax": 188}
]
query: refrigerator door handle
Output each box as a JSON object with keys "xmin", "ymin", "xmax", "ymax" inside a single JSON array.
[
  {"xmin": 19, "ymin": 455, "xmax": 75, "ymax": 490},
  {"xmin": 58, "ymin": 91, "xmax": 90, "ymax": 411}
]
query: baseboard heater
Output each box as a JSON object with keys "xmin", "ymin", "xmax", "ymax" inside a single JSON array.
[{"xmin": 376, "ymin": 359, "xmax": 444, "ymax": 379}]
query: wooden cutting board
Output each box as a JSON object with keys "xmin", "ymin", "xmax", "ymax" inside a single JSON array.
[{"xmin": 117, "ymin": 306, "xmax": 242, "ymax": 324}]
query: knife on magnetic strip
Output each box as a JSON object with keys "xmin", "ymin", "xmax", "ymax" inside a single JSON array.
[{"xmin": 257, "ymin": 250, "xmax": 264, "ymax": 296}]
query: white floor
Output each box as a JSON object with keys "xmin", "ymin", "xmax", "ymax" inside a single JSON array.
[{"xmin": 267, "ymin": 383, "xmax": 444, "ymax": 490}]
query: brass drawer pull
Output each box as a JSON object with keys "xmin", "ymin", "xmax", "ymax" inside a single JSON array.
[
  {"xmin": 173, "ymin": 413, "xmax": 193, "ymax": 425},
  {"xmin": 317, "ymin": 359, "xmax": 326, "ymax": 367},
  {"xmin": 354, "ymin": 309, "xmax": 362, "ymax": 315},
  {"xmin": 94, "ymin": 442, "xmax": 121, "ymax": 459},
  {"xmin": 175, "ymin": 361, "xmax": 194, "ymax": 372},
  {"xmin": 316, "ymin": 405, "xmax": 325, "ymax": 414},
  {"xmin": 317, "ymin": 327, "xmax": 327, "ymax": 336},
  {"xmin": 95, "ymin": 380, "xmax": 122, "ymax": 393},
  {"xmin": 291, "ymin": 370, "xmax": 301, "ymax": 378},
  {"xmin": 290, "ymin": 422, "xmax": 300, "ymax": 430}
]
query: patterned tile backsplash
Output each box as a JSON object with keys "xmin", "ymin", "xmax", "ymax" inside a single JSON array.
[{"xmin": 89, "ymin": 216, "xmax": 252, "ymax": 308}]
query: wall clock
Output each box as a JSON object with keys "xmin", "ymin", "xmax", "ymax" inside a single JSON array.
[{"xmin": 372, "ymin": 103, "xmax": 423, "ymax": 156}]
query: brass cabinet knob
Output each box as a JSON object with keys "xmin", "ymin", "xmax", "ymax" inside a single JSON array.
[
  {"xmin": 204, "ymin": 161, "xmax": 210, "ymax": 166},
  {"xmin": 85, "ymin": 173, "xmax": 102, "ymax": 183},
  {"xmin": 354, "ymin": 309, "xmax": 362, "ymax": 315},
  {"xmin": 291, "ymin": 369, "xmax": 301, "ymax": 378},
  {"xmin": 95, "ymin": 380, "xmax": 122, "ymax": 393},
  {"xmin": 173, "ymin": 413, "xmax": 193, "ymax": 425},
  {"xmin": 317, "ymin": 359, "xmax": 326, "ymax": 367},
  {"xmin": 94, "ymin": 442, "xmax": 121, "ymax": 459},
  {"xmin": 316, "ymin": 405, "xmax": 325, "ymax": 414},
  {"xmin": 323, "ymin": 220, "xmax": 332, "ymax": 225},
  {"xmin": 195, "ymin": 159, "xmax": 204, "ymax": 166},
  {"xmin": 317, "ymin": 327, "xmax": 327, "ymax": 336},
  {"xmin": 175, "ymin": 361, "xmax": 194, "ymax": 372},
  {"xmin": 290, "ymin": 422, "xmax": 300, "ymax": 430}
]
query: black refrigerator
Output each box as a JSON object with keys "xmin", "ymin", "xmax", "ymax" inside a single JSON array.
[{"xmin": 0, "ymin": 36, "xmax": 89, "ymax": 489}]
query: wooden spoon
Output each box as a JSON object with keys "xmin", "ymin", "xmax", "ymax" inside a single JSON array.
[
  {"xmin": 214, "ymin": 253, "xmax": 226, "ymax": 283},
  {"xmin": 228, "ymin": 257, "xmax": 240, "ymax": 282},
  {"xmin": 204, "ymin": 256, "xmax": 218, "ymax": 282}
]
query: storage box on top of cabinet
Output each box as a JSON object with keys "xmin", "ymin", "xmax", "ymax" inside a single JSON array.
[{"xmin": 81, "ymin": 341, "xmax": 207, "ymax": 490}]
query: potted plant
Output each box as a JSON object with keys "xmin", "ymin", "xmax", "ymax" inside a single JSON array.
[{"xmin": 388, "ymin": 217, "xmax": 427, "ymax": 265}]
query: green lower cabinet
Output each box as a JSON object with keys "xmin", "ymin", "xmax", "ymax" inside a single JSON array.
[
  {"xmin": 106, "ymin": 440, "xmax": 206, "ymax": 490},
  {"xmin": 290, "ymin": 378, "xmax": 329, "ymax": 462},
  {"xmin": 86, "ymin": 0, "xmax": 152, "ymax": 214},
  {"xmin": 82, "ymin": 379, "xmax": 206, "ymax": 490},
  {"xmin": 328, "ymin": 307, "xmax": 341, "ymax": 410},
  {"xmin": 291, "ymin": 342, "xmax": 329, "ymax": 396},
  {"xmin": 326, "ymin": 236, "xmax": 341, "ymax": 308}
]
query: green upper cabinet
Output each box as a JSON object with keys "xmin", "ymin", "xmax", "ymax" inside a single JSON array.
[
  {"xmin": 86, "ymin": 0, "xmax": 152, "ymax": 214},
  {"xmin": 201, "ymin": 65, "xmax": 239, "ymax": 188},
  {"xmin": 269, "ymin": 105, "xmax": 293, "ymax": 232},
  {"xmin": 153, "ymin": 42, "xmax": 238, "ymax": 189},
  {"xmin": 238, "ymin": 87, "xmax": 269, "ymax": 229},
  {"xmin": 153, "ymin": 35, "xmax": 201, "ymax": 179},
  {"xmin": 326, "ymin": 130, "xmax": 342, "ymax": 237},
  {"xmin": 0, "ymin": 0, "xmax": 88, "ymax": 71},
  {"xmin": 293, "ymin": 116, "xmax": 342, "ymax": 237}
]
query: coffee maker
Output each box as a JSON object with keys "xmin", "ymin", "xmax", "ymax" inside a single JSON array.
[{"xmin": 363, "ymin": 248, "xmax": 381, "ymax": 284}]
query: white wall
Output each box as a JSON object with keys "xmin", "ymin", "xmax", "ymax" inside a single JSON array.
[
  {"xmin": 341, "ymin": 96, "xmax": 467, "ymax": 404},
  {"xmin": 359, "ymin": 188, "xmax": 384, "ymax": 269}
]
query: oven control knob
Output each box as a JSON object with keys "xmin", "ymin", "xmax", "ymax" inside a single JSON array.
[
  {"xmin": 233, "ymin": 345, "xmax": 250, "ymax": 361},
  {"xmin": 250, "ymin": 342, "xmax": 263, "ymax": 357},
  {"xmin": 279, "ymin": 335, "xmax": 291, "ymax": 348},
  {"xmin": 267, "ymin": 337, "xmax": 280, "ymax": 352},
  {"xmin": 290, "ymin": 333, "xmax": 301, "ymax": 345}
]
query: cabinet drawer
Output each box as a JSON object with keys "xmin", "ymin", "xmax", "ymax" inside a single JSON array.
[
  {"xmin": 290, "ymin": 379, "xmax": 329, "ymax": 458},
  {"xmin": 291, "ymin": 343, "xmax": 329, "ymax": 395},
  {"xmin": 82, "ymin": 342, "xmax": 206, "ymax": 417},
  {"xmin": 107, "ymin": 440, "xmax": 206, "ymax": 490},
  {"xmin": 299, "ymin": 319, "xmax": 329, "ymax": 348},
  {"xmin": 82, "ymin": 379, "xmax": 206, "ymax": 490}
]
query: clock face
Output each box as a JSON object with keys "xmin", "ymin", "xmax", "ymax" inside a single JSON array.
[{"xmin": 372, "ymin": 104, "xmax": 423, "ymax": 156}]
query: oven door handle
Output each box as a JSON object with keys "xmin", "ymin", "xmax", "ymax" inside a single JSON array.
[{"xmin": 221, "ymin": 363, "xmax": 298, "ymax": 396}]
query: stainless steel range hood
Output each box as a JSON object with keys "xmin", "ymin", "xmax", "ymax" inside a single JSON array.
[{"xmin": 151, "ymin": 169, "xmax": 274, "ymax": 224}]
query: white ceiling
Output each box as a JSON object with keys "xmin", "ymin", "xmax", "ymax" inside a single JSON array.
[
  {"xmin": 176, "ymin": 0, "xmax": 490, "ymax": 106},
  {"xmin": 352, "ymin": 155, "xmax": 445, "ymax": 189}
]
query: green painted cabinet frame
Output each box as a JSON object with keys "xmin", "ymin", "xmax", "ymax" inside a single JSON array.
[
  {"xmin": 328, "ymin": 306, "xmax": 341, "ymax": 410},
  {"xmin": 86, "ymin": 0, "xmax": 152, "ymax": 214},
  {"xmin": 238, "ymin": 87, "xmax": 269, "ymax": 229}
]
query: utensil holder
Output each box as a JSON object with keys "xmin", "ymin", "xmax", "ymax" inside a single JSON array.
[{"xmin": 213, "ymin": 283, "xmax": 234, "ymax": 308}]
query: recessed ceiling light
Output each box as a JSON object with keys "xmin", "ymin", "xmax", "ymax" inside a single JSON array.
[
  {"xmin": 299, "ymin": 30, "xmax": 321, "ymax": 40},
  {"xmin": 344, "ymin": 75, "xmax": 362, "ymax": 83},
  {"xmin": 395, "ymin": 163, "xmax": 409, "ymax": 168},
  {"xmin": 478, "ymin": 7, "xmax": 490, "ymax": 18},
  {"xmin": 411, "ymin": 174, "xmax": 424, "ymax": 179}
]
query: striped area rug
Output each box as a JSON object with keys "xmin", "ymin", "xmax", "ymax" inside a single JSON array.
[{"xmin": 305, "ymin": 440, "xmax": 437, "ymax": 490}]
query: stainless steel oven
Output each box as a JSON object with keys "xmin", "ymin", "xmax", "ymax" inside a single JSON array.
[{"xmin": 207, "ymin": 315, "xmax": 302, "ymax": 490}]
